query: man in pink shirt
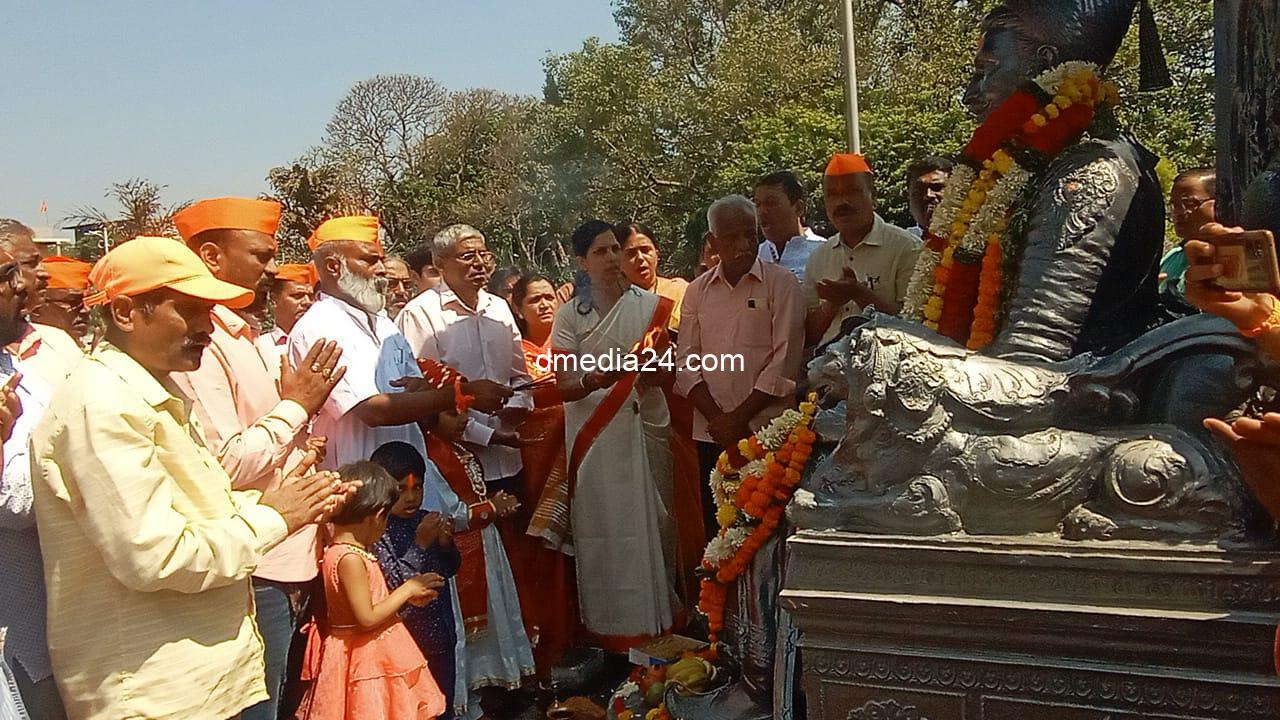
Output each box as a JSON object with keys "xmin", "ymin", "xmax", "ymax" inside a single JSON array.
[
  {"xmin": 169, "ymin": 197, "xmax": 346, "ymax": 720},
  {"xmin": 675, "ymin": 195, "xmax": 805, "ymax": 537}
]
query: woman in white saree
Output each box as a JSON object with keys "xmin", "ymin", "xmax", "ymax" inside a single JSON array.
[{"xmin": 550, "ymin": 220, "xmax": 682, "ymax": 649}]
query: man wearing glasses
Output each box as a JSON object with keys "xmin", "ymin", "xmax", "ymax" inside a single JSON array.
[
  {"xmin": 383, "ymin": 256, "xmax": 416, "ymax": 320},
  {"xmin": 1159, "ymin": 167, "xmax": 1217, "ymax": 297},
  {"xmin": 397, "ymin": 225, "xmax": 536, "ymax": 476}
]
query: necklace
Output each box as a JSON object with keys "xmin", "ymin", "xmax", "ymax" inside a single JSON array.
[{"xmin": 331, "ymin": 541, "xmax": 376, "ymax": 561}]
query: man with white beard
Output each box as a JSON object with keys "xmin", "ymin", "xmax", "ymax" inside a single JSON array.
[{"xmin": 287, "ymin": 216, "xmax": 513, "ymax": 474}]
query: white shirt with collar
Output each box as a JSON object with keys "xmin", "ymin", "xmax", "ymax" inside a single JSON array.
[
  {"xmin": 395, "ymin": 281, "xmax": 533, "ymax": 483},
  {"xmin": 0, "ymin": 349, "xmax": 53, "ymax": 685},
  {"xmin": 757, "ymin": 227, "xmax": 826, "ymax": 282}
]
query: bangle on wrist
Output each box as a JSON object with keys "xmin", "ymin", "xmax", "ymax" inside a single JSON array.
[{"xmin": 470, "ymin": 500, "xmax": 495, "ymax": 522}]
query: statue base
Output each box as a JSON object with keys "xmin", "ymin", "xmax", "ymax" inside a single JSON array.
[{"xmin": 783, "ymin": 531, "xmax": 1280, "ymax": 719}]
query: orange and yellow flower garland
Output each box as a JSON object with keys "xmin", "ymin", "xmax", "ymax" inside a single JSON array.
[
  {"xmin": 904, "ymin": 62, "xmax": 1120, "ymax": 349},
  {"xmin": 697, "ymin": 395, "xmax": 818, "ymax": 643}
]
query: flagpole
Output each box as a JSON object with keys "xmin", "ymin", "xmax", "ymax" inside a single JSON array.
[{"xmin": 840, "ymin": 0, "xmax": 862, "ymax": 154}]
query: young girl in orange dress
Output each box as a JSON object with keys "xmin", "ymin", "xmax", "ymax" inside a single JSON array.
[{"xmin": 296, "ymin": 462, "xmax": 447, "ymax": 720}]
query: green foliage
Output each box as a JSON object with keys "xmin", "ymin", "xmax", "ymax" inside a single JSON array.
[{"xmin": 264, "ymin": 0, "xmax": 1215, "ymax": 278}]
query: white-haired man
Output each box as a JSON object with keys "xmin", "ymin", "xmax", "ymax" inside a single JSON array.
[
  {"xmin": 396, "ymin": 224, "xmax": 534, "ymax": 497},
  {"xmin": 674, "ymin": 195, "xmax": 804, "ymax": 538},
  {"xmin": 287, "ymin": 216, "xmax": 512, "ymax": 475}
]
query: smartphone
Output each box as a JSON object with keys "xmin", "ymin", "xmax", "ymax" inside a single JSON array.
[{"xmin": 1211, "ymin": 229, "xmax": 1280, "ymax": 294}]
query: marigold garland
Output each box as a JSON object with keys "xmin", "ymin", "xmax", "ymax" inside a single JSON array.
[
  {"xmin": 697, "ymin": 395, "xmax": 818, "ymax": 644},
  {"xmin": 902, "ymin": 62, "xmax": 1120, "ymax": 348}
]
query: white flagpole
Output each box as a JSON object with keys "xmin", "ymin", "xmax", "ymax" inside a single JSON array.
[{"xmin": 840, "ymin": 0, "xmax": 862, "ymax": 154}]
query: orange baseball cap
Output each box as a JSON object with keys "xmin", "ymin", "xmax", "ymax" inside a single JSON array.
[
  {"xmin": 275, "ymin": 263, "xmax": 318, "ymax": 286},
  {"xmin": 173, "ymin": 197, "xmax": 282, "ymax": 243},
  {"xmin": 307, "ymin": 215, "xmax": 381, "ymax": 251},
  {"xmin": 825, "ymin": 152, "xmax": 873, "ymax": 176},
  {"xmin": 41, "ymin": 256, "xmax": 92, "ymax": 291},
  {"xmin": 84, "ymin": 236, "xmax": 255, "ymax": 309}
]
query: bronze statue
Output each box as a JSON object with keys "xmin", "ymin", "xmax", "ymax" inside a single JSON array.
[
  {"xmin": 670, "ymin": 2, "xmax": 1267, "ymax": 718},
  {"xmin": 794, "ymin": 0, "xmax": 1266, "ymax": 543}
]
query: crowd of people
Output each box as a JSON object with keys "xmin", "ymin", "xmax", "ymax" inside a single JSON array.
[{"xmin": 0, "ymin": 145, "xmax": 1277, "ymax": 720}]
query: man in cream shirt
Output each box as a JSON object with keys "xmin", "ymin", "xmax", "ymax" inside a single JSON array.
[
  {"xmin": 804, "ymin": 153, "xmax": 921, "ymax": 346},
  {"xmin": 32, "ymin": 237, "xmax": 350, "ymax": 720}
]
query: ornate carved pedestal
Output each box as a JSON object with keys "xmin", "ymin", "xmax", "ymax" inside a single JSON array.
[{"xmin": 784, "ymin": 532, "xmax": 1280, "ymax": 719}]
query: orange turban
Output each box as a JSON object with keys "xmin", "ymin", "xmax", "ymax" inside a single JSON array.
[
  {"xmin": 42, "ymin": 256, "xmax": 92, "ymax": 291},
  {"xmin": 307, "ymin": 215, "xmax": 381, "ymax": 251},
  {"xmin": 85, "ymin": 236, "xmax": 254, "ymax": 309},
  {"xmin": 275, "ymin": 263, "xmax": 318, "ymax": 286},
  {"xmin": 825, "ymin": 153, "xmax": 873, "ymax": 177},
  {"xmin": 173, "ymin": 197, "xmax": 282, "ymax": 243}
]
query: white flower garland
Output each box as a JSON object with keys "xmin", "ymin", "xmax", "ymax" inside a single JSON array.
[
  {"xmin": 956, "ymin": 163, "xmax": 1032, "ymax": 258},
  {"xmin": 701, "ymin": 408, "xmax": 811, "ymax": 568},
  {"xmin": 1035, "ymin": 61, "xmax": 1099, "ymax": 95},
  {"xmin": 903, "ymin": 163, "xmax": 975, "ymax": 319}
]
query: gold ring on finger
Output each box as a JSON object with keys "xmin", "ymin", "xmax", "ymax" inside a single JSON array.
[{"xmin": 310, "ymin": 363, "xmax": 322, "ymax": 373}]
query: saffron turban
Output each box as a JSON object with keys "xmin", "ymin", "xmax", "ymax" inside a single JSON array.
[
  {"xmin": 42, "ymin": 256, "xmax": 92, "ymax": 291},
  {"xmin": 307, "ymin": 216, "xmax": 381, "ymax": 251},
  {"xmin": 173, "ymin": 197, "xmax": 282, "ymax": 242},
  {"xmin": 825, "ymin": 153, "xmax": 873, "ymax": 176}
]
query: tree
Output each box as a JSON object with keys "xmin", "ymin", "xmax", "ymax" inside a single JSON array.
[
  {"xmin": 323, "ymin": 74, "xmax": 448, "ymax": 190},
  {"xmin": 67, "ymin": 178, "xmax": 188, "ymax": 260},
  {"xmin": 264, "ymin": 156, "xmax": 366, "ymax": 261},
  {"xmin": 265, "ymin": 0, "xmax": 1215, "ymax": 278}
]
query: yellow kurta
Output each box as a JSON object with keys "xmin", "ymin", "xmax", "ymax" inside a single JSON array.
[{"xmin": 31, "ymin": 343, "xmax": 288, "ymax": 720}]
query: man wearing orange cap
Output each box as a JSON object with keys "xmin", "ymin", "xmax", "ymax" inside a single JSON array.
[
  {"xmin": 169, "ymin": 197, "xmax": 346, "ymax": 720},
  {"xmin": 803, "ymin": 153, "xmax": 920, "ymax": 345},
  {"xmin": 0, "ymin": 221, "xmax": 82, "ymax": 390},
  {"xmin": 257, "ymin": 262, "xmax": 317, "ymax": 378},
  {"xmin": 32, "ymin": 256, "xmax": 92, "ymax": 343},
  {"xmin": 30, "ymin": 236, "xmax": 354, "ymax": 720},
  {"xmin": 290, "ymin": 216, "xmax": 512, "ymax": 473}
]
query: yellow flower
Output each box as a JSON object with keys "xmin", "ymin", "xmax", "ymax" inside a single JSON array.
[
  {"xmin": 993, "ymin": 152, "xmax": 1015, "ymax": 173},
  {"xmin": 717, "ymin": 503, "xmax": 738, "ymax": 529},
  {"xmin": 1054, "ymin": 95, "xmax": 1072, "ymax": 109},
  {"xmin": 932, "ymin": 282, "xmax": 945, "ymax": 295},
  {"xmin": 807, "ymin": 391, "xmax": 819, "ymax": 403},
  {"xmin": 1044, "ymin": 104, "xmax": 1060, "ymax": 119},
  {"xmin": 737, "ymin": 439, "xmax": 752, "ymax": 457},
  {"xmin": 1032, "ymin": 114, "xmax": 1048, "ymax": 127},
  {"xmin": 800, "ymin": 401, "xmax": 817, "ymax": 415}
]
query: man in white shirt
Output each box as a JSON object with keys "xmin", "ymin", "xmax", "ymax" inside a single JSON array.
[
  {"xmin": 396, "ymin": 224, "xmax": 534, "ymax": 497},
  {"xmin": 753, "ymin": 170, "xmax": 824, "ymax": 282},
  {"xmin": 804, "ymin": 153, "xmax": 921, "ymax": 346},
  {"xmin": 0, "ymin": 244, "xmax": 63, "ymax": 719},
  {"xmin": 288, "ymin": 216, "xmax": 512, "ymax": 479},
  {"xmin": 903, "ymin": 156, "xmax": 954, "ymax": 242},
  {"xmin": 256, "ymin": 263, "xmax": 316, "ymax": 378}
]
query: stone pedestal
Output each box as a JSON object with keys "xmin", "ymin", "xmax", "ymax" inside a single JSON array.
[{"xmin": 783, "ymin": 531, "xmax": 1280, "ymax": 719}]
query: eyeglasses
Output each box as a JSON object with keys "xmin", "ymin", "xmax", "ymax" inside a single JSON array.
[
  {"xmin": 454, "ymin": 250, "xmax": 495, "ymax": 265},
  {"xmin": 1172, "ymin": 196, "xmax": 1212, "ymax": 214}
]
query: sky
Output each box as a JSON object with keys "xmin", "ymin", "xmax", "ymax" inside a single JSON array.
[{"xmin": 0, "ymin": 0, "xmax": 619, "ymax": 235}]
